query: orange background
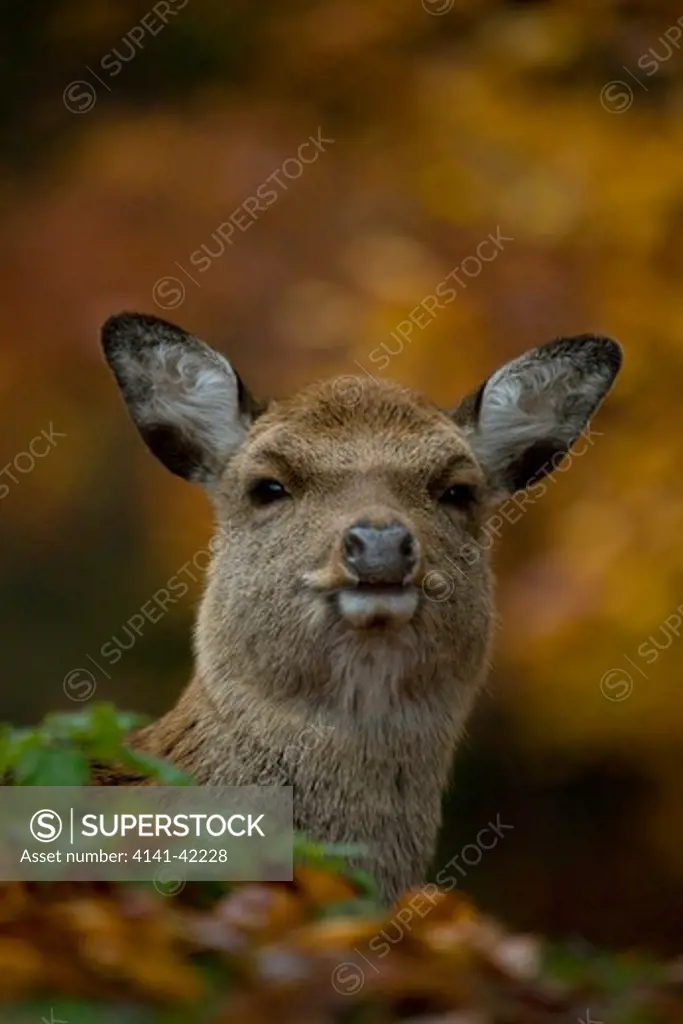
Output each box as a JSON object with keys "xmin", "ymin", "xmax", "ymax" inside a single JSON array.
[{"xmin": 3, "ymin": 0, "xmax": 683, "ymax": 950}]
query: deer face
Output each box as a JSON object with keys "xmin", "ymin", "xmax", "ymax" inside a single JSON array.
[{"xmin": 102, "ymin": 314, "xmax": 621, "ymax": 715}]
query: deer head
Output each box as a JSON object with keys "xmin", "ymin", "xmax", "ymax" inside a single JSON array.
[{"xmin": 102, "ymin": 313, "xmax": 621, "ymax": 724}]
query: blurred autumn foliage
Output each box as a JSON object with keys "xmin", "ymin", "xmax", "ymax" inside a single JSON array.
[
  {"xmin": 3, "ymin": 0, "xmax": 683, "ymax": 1007},
  {"xmin": 2, "ymin": 708, "xmax": 683, "ymax": 1022},
  {"xmin": 4, "ymin": 876, "xmax": 683, "ymax": 1023}
]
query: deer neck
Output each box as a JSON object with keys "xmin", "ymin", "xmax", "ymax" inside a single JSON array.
[{"xmin": 133, "ymin": 668, "xmax": 470, "ymax": 790}]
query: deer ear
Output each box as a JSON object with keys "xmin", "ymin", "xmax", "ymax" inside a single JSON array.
[
  {"xmin": 451, "ymin": 335, "xmax": 622, "ymax": 499},
  {"xmin": 102, "ymin": 312, "xmax": 261, "ymax": 487}
]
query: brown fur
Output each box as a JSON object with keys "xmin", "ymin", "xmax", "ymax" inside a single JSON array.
[
  {"xmin": 124, "ymin": 380, "xmax": 492, "ymax": 898},
  {"xmin": 99, "ymin": 314, "xmax": 622, "ymax": 901}
]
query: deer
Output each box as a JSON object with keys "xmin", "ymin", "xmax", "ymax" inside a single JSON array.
[{"xmin": 99, "ymin": 311, "xmax": 622, "ymax": 902}]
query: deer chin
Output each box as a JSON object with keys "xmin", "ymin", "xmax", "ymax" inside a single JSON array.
[{"xmin": 335, "ymin": 585, "xmax": 419, "ymax": 629}]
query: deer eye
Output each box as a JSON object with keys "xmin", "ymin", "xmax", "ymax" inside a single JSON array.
[
  {"xmin": 249, "ymin": 478, "xmax": 289, "ymax": 506},
  {"xmin": 439, "ymin": 483, "xmax": 477, "ymax": 509}
]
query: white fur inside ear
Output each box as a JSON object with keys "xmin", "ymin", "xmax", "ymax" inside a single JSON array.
[
  {"xmin": 465, "ymin": 339, "xmax": 618, "ymax": 496},
  {"xmin": 123, "ymin": 343, "xmax": 250, "ymax": 484},
  {"xmin": 474, "ymin": 357, "xmax": 572, "ymax": 473}
]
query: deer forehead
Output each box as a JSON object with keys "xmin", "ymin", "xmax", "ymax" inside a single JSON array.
[{"xmin": 233, "ymin": 376, "xmax": 479, "ymax": 482}]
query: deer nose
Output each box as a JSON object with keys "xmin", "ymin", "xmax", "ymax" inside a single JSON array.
[{"xmin": 342, "ymin": 521, "xmax": 418, "ymax": 585}]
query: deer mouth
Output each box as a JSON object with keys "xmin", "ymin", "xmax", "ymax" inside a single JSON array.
[{"xmin": 334, "ymin": 583, "xmax": 419, "ymax": 629}]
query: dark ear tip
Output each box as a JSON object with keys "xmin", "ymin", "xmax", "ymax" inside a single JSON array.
[
  {"xmin": 546, "ymin": 333, "xmax": 623, "ymax": 381},
  {"xmin": 590, "ymin": 335, "xmax": 623, "ymax": 377},
  {"xmin": 101, "ymin": 312, "xmax": 139, "ymax": 356},
  {"xmin": 101, "ymin": 311, "xmax": 186, "ymax": 361}
]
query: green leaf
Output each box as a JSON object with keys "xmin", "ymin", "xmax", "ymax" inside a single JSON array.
[
  {"xmin": 119, "ymin": 747, "xmax": 194, "ymax": 785},
  {"xmin": 0, "ymin": 723, "xmax": 13, "ymax": 775},
  {"xmin": 14, "ymin": 745, "xmax": 90, "ymax": 786}
]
